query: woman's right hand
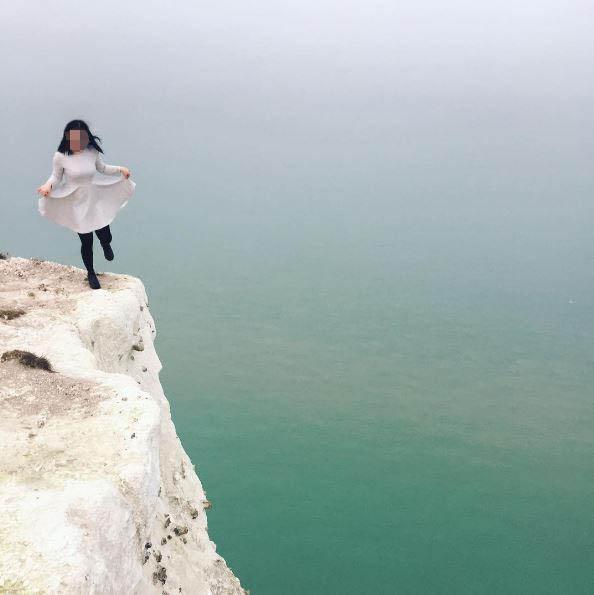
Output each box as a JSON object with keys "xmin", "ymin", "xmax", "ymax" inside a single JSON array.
[{"xmin": 37, "ymin": 183, "xmax": 51, "ymax": 197}]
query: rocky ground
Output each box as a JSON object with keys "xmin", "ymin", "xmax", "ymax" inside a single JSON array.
[{"xmin": 0, "ymin": 255, "xmax": 248, "ymax": 595}]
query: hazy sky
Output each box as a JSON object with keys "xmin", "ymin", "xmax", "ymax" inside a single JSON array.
[
  {"xmin": 2, "ymin": 0, "xmax": 592, "ymax": 135},
  {"xmin": 1, "ymin": 0, "xmax": 593, "ymax": 249}
]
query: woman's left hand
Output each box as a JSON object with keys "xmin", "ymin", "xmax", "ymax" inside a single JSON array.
[{"xmin": 119, "ymin": 166, "xmax": 131, "ymax": 179}]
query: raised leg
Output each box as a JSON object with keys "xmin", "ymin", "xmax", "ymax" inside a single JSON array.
[
  {"xmin": 95, "ymin": 225, "xmax": 114, "ymax": 261},
  {"xmin": 95, "ymin": 224, "xmax": 112, "ymax": 246}
]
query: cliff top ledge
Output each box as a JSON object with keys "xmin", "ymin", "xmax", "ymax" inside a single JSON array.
[{"xmin": 0, "ymin": 255, "xmax": 247, "ymax": 595}]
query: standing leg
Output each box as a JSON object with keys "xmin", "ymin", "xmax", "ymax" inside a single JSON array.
[
  {"xmin": 77, "ymin": 231, "xmax": 94, "ymax": 273},
  {"xmin": 95, "ymin": 225, "xmax": 114, "ymax": 261},
  {"xmin": 78, "ymin": 231, "xmax": 101, "ymax": 289}
]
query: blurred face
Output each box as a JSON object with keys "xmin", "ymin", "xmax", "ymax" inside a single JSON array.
[{"xmin": 68, "ymin": 129, "xmax": 89, "ymax": 152}]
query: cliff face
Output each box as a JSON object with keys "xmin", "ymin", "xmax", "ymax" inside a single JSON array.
[{"xmin": 0, "ymin": 256, "xmax": 246, "ymax": 595}]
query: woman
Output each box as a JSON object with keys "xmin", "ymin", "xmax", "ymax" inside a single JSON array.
[{"xmin": 36, "ymin": 119, "xmax": 136, "ymax": 289}]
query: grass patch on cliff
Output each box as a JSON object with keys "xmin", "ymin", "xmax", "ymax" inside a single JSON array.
[
  {"xmin": 1, "ymin": 349, "xmax": 55, "ymax": 372},
  {"xmin": 0, "ymin": 308, "xmax": 26, "ymax": 320}
]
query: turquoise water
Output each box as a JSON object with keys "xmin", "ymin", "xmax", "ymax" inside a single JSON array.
[
  {"xmin": 2, "ymin": 2, "xmax": 594, "ymax": 592},
  {"xmin": 153, "ymin": 202, "xmax": 594, "ymax": 594}
]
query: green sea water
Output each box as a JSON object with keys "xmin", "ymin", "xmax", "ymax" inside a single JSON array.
[{"xmin": 2, "ymin": 2, "xmax": 594, "ymax": 593}]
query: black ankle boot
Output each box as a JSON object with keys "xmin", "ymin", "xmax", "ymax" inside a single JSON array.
[
  {"xmin": 87, "ymin": 270, "xmax": 101, "ymax": 289},
  {"xmin": 101, "ymin": 242, "xmax": 114, "ymax": 261}
]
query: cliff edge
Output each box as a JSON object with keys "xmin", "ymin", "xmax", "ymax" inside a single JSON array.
[{"xmin": 0, "ymin": 255, "xmax": 247, "ymax": 595}]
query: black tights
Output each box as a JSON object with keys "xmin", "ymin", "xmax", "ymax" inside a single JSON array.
[{"xmin": 77, "ymin": 224, "xmax": 112, "ymax": 273}]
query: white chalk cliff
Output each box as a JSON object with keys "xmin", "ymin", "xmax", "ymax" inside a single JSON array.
[{"xmin": 0, "ymin": 256, "xmax": 247, "ymax": 594}]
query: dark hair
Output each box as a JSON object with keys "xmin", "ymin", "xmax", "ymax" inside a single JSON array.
[{"xmin": 57, "ymin": 119, "xmax": 105, "ymax": 155}]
